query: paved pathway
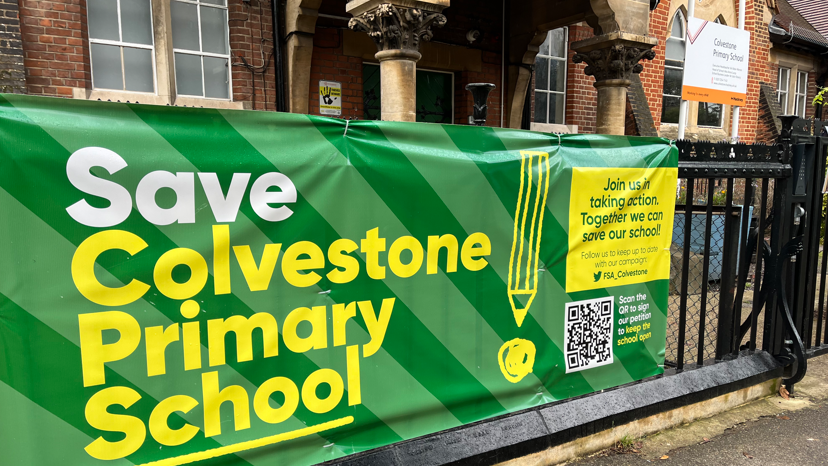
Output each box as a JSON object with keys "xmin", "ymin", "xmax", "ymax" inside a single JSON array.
[
  {"xmin": 567, "ymin": 352, "xmax": 828, "ymax": 465},
  {"xmin": 573, "ymin": 402, "xmax": 828, "ymax": 465}
]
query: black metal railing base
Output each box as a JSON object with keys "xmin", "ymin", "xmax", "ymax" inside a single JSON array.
[{"xmin": 322, "ymin": 353, "xmax": 782, "ymax": 466}]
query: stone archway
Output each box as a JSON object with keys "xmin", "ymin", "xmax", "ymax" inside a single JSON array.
[
  {"xmin": 504, "ymin": 0, "xmax": 656, "ymax": 134},
  {"xmin": 285, "ymin": 0, "xmax": 324, "ymax": 114}
]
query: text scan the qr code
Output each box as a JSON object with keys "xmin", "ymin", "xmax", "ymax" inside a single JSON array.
[{"xmin": 565, "ymin": 296, "xmax": 614, "ymax": 373}]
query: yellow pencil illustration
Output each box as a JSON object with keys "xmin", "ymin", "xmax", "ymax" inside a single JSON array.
[{"xmin": 508, "ymin": 151, "xmax": 550, "ymax": 327}]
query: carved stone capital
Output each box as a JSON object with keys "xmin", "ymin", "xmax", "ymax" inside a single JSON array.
[
  {"xmin": 348, "ymin": 4, "xmax": 446, "ymax": 53},
  {"xmin": 572, "ymin": 43, "xmax": 655, "ymax": 82}
]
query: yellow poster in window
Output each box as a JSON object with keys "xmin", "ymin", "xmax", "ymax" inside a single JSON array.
[{"xmin": 566, "ymin": 167, "xmax": 677, "ymax": 293}]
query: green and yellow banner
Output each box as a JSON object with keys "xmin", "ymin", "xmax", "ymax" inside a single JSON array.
[{"xmin": 0, "ymin": 94, "xmax": 677, "ymax": 466}]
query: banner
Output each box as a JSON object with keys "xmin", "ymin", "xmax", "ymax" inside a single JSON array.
[
  {"xmin": 0, "ymin": 94, "xmax": 677, "ymax": 466},
  {"xmin": 681, "ymin": 17, "xmax": 750, "ymax": 106}
]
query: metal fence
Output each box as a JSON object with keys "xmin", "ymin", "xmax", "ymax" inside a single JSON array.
[{"xmin": 667, "ymin": 117, "xmax": 828, "ymax": 390}]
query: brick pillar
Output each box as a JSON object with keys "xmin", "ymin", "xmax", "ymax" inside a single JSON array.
[{"xmin": 0, "ymin": 0, "xmax": 26, "ymax": 93}]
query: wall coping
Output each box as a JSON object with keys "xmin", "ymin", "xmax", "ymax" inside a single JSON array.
[{"xmin": 322, "ymin": 352, "xmax": 783, "ymax": 466}]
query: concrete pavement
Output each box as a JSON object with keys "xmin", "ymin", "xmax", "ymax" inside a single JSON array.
[{"xmin": 568, "ymin": 352, "xmax": 828, "ymax": 465}]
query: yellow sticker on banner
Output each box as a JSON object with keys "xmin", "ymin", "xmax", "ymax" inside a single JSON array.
[{"xmin": 566, "ymin": 167, "xmax": 677, "ymax": 293}]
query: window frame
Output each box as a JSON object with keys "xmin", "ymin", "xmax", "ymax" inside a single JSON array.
[
  {"xmin": 794, "ymin": 71, "xmax": 808, "ymax": 118},
  {"xmin": 661, "ymin": 10, "xmax": 686, "ymax": 125},
  {"xmin": 171, "ymin": 0, "xmax": 233, "ymax": 101},
  {"xmin": 777, "ymin": 67, "xmax": 791, "ymax": 112},
  {"xmin": 533, "ymin": 27, "xmax": 568, "ymax": 125},
  {"xmin": 88, "ymin": 0, "xmax": 158, "ymax": 94}
]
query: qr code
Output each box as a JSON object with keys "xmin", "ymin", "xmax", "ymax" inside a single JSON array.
[{"xmin": 564, "ymin": 297, "xmax": 614, "ymax": 373}]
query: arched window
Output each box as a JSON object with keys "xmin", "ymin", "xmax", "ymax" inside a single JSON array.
[
  {"xmin": 661, "ymin": 10, "xmax": 686, "ymax": 124},
  {"xmin": 698, "ymin": 17, "xmax": 725, "ymax": 127}
]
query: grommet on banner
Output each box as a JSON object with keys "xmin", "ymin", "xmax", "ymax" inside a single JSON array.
[{"xmin": 344, "ymin": 120, "xmax": 349, "ymax": 136}]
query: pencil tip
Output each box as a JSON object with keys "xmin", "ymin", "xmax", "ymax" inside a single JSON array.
[
  {"xmin": 510, "ymin": 294, "xmax": 533, "ymax": 326},
  {"xmin": 514, "ymin": 309, "xmax": 528, "ymax": 327}
]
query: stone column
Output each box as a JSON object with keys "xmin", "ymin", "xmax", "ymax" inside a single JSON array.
[
  {"xmin": 572, "ymin": 33, "xmax": 656, "ymax": 135},
  {"xmin": 348, "ymin": 1, "xmax": 447, "ymax": 122}
]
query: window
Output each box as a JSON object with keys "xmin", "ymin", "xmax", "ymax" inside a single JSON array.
[
  {"xmin": 777, "ymin": 67, "xmax": 791, "ymax": 111},
  {"xmin": 171, "ymin": 0, "xmax": 231, "ymax": 99},
  {"xmin": 698, "ymin": 102, "xmax": 723, "ymax": 127},
  {"xmin": 698, "ymin": 17, "xmax": 724, "ymax": 127},
  {"xmin": 662, "ymin": 11, "xmax": 685, "ymax": 124},
  {"xmin": 794, "ymin": 71, "xmax": 808, "ymax": 117},
  {"xmin": 533, "ymin": 28, "xmax": 568, "ymax": 125},
  {"xmin": 87, "ymin": 0, "xmax": 155, "ymax": 93}
]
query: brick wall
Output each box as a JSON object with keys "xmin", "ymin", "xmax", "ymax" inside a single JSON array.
[
  {"xmin": 308, "ymin": 27, "xmax": 364, "ymax": 119},
  {"xmin": 565, "ymin": 24, "xmax": 596, "ymax": 133},
  {"xmin": 739, "ymin": 0, "xmax": 773, "ymax": 143},
  {"xmin": 454, "ymin": 51, "xmax": 502, "ymax": 126},
  {"xmin": 19, "ymin": 0, "xmax": 88, "ymax": 96},
  {"xmin": 805, "ymin": 70, "xmax": 817, "ymax": 120},
  {"xmin": 639, "ymin": 0, "xmax": 669, "ymax": 129},
  {"xmin": 228, "ymin": 0, "xmax": 276, "ymax": 110},
  {"xmin": 0, "ymin": 0, "xmax": 26, "ymax": 93}
]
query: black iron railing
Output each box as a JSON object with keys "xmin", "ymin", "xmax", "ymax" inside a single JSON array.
[{"xmin": 670, "ymin": 117, "xmax": 828, "ymax": 391}]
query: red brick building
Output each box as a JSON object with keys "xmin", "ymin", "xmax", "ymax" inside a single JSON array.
[
  {"xmin": 526, "ymin": 0, "xmax": 827, "ymax": 142},
  {"xmin": 1, "ymin": 0, "xmax": 825, "ymax": 141}
]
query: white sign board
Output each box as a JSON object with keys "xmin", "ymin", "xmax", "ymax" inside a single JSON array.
[
  {"xmin": 319, "ymin": 80, "xmax": 342, "ymax": 116},
  {"xmin": 682, "ymin": 17, "xmax": 750, "ymax": 107}
]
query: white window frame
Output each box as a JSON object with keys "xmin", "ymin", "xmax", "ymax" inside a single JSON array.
[
  {"xmin": 171, "ymin": 0, "xmax": 233, "ymax": 101},
  {"xmin": 88, "ymin": 0, "xmax": 157, "ymax": 94},
  {"xmin": 777, "ymin": 67, "xmax": 791, "ymax": 112},
  {"xmin": 534, "ymin": 27, "xmax": 568, "ymax": 125},
  {"xmin": 661, "ymin": 10, "xmax": 685, "ymax": 125},
  {"xmin": 794, "ymin": 71, "xmax": 808, "ymax": 118}
]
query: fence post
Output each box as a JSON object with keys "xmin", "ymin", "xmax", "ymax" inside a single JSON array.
[{"xmin": 716, "ymin": 179, "xmax": 738, "ymax": 359}]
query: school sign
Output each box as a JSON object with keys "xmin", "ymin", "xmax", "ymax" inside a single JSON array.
[{"xmin": 0, "ymin": 95, "xmax": 677, "ymax": 466}]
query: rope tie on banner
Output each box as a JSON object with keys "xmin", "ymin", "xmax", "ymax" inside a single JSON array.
[
  {"xmin": 344, "ymin": 120, "xmax": 349, "ymax": 136},
  {"xmin": 557, "ymin": 133, "xmax": 562, "ymax": 147}
]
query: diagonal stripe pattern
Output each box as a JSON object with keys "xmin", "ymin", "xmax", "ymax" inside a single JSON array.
[{"xmin": 0, "ymin": 94, "xmax": 676, "ymax": 466}]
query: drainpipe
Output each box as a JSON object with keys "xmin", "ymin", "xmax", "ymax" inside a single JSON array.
[
  {"xmin": 500, "ymin": 0, "xmax": 505, "ymax": 127},
  {"xmin": 272, "ymin": 0, "xmax": 286, "ymax": 112},
  {"xmin": 730, "ymin": 0, "xmax": 745, "ymax": 141}
]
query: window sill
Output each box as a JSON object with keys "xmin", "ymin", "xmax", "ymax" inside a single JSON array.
[
  {"xmin": 74, "ymin": 88, "xmax": 172, "ymax": 105},
  {"xmin": 530, "ymin": 122, "xmax": 579, "ymax": 134},
  {"xmin": 174, "ymin": 96, "xmax": 247, "ymax": 110},
  {"xmin": 71, "ymin": 88, "xmax": 250, "ymax": 110},
  {"xmin": 659, "ymin": 124, "xmax": 728, "ymax": 141}
]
